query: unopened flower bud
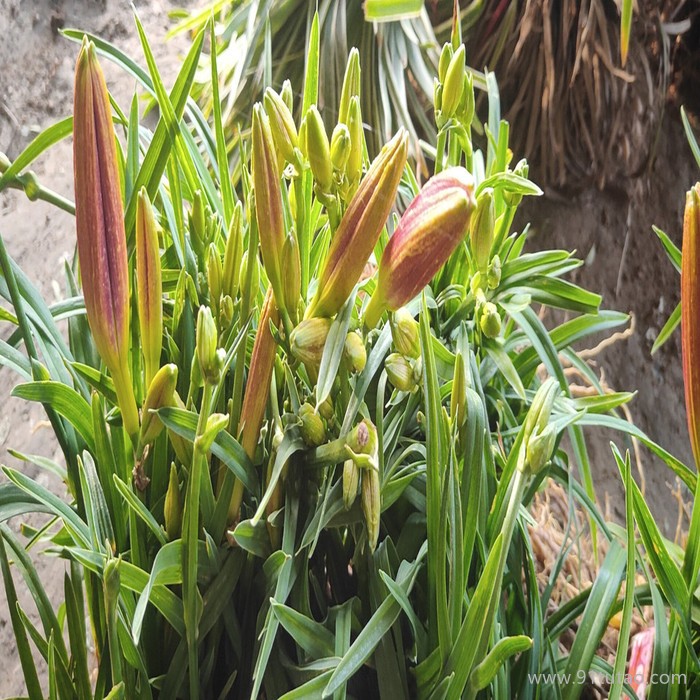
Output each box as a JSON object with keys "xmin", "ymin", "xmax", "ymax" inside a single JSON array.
[
  {"xmin": 458, "ymin": 72, "xmax": 475, "ymax": 125},
  {"xmin": 441, "ymin": 45, "xmax": 466, "ymax": 120},
  {"xmin": 479, "ymin": 302, "xmax": 501, "ymax": 338},
  {"xmin": 22, "ymin": 171, "xmax": 40, "ymax": 200},
  {"xmin": 318, "ymin": 396, "xmax": 335, "ymax": 422},
  {"xmin": 523, "ymin": 378, "xmax": 559, "ymax": 442},
  {"xmin": 343, "ymin": 458, "xmax": 360, "ymax": 510},
  {"xmin": 338, "ymin": 48, "xmax": 361, "ymax": 125},
  {"xmin": 222, "ymin": 202, "xmax": 243, "ymax": 300},
  {"xmin": 281, "ymin": 79, "xmax": 294, "ymax": 113},
  {"xmin": 103, "ymin": 557, "xmax": 121, "ymax": 615},
  {"xmin": 220, "ymin": 294, "xmax": 234, "ymax": 329},
  {"xmin": 164, "ymin": 463, "xmax": 182, "ymax": 540},
  {"xmin": 304, "ymin": 106, "xmax": 333, "ymax": 192},
  {"xmin": 524, "ymin": 424, "xmax": 557, "ymax": 475},
  {"xmin": 195, "ymin": 413, "xmax": 229, "ymax": 453},
  {"xmin": 139, "ymin": 363, "xmax": 178, "ymax": 446},
  {"xmin": 344, "ymin": 331, "xmax": 367, "ymax": 373},
  {"xmin": 331, "ymin": 123, "xmax": 352, "ymax": 173},
  {"xmin": 503, "ymin": 160, "xmax": 529, "ymax": 207},
  {"xmin": 438, "ymin": 43, "xmax": 454, "ymax": 83},
  {"xmin": 361, "ymin": 466, "xmax": 381, "ymax": 551},
  {"xmin": 206, "ymin": 243, "xmax": 223, "ymax": 310},
  {"xmin": 282, "ymin": 233, "xmax": 301, "ymax": 322},
  {"xmin": 299, "ymin": 402, "xmax": 326, "ymax": 447},
  {"xmin": 290, "ymin": 318, "xmax": 331, "ymax": 368},
  {"xmin": 190, "ymin": 189, "xmax": 207, "ymax": 258},
  {"xmin": 264, "ymin": 87, "xmax": 299, "ymax": 168},
  {"xmin": 470, "ymin": 188, "xmax": 495, "ymax": 274},
  {"xmin": 346, "ymin": 418, "xmax": 379, "ymax": 458},
  {"xmin": 386, "ymin": 353, "xmax": 418, "ymax": 392},
  {"xmin": 391, "ymin": 307, "xmax": 420, "ymax": 359},
  {"xmin": 487, "ymin": 254, "xmax": 501, "ymax": 289},
  {"xmin": 346, "ymin": 96, "xmax": 364, "ymax": 188},
  {"xmin": 196, "ymin": 306, "xmax": 222, "ymax": 384}
]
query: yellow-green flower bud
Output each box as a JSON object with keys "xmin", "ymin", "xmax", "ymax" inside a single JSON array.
[
  {"xmin": 386, "ymin": 353, "xmax": 417, "ymax": 392},
  {"xmin": 523, "ymin": 378, "xmax": 559, "ymax": 440},
  {"xmin": 346, "ymin": 96, "xmax": 364, "ymax": 188},
  {"xmin": 304, "ymin": 105, "xmax": 333, "ymax": 192},
  {"xmin": 299, "ymin": 402, "xmax": 326, "ymax": 447},
  {"xmin": 264, "ymin": 87, "xmax": 299, "ymax": 168},
  {"xmin": 338, "ymin": 48, "xmax": 361, "ymax": 125},
  {"xmin": 390, "ymin": 307, "xmax": 420, "ymax": 359},
  {"xmin": 196, "ymin": 306, "xmax": 223, "ymax": 384},
  {"xmin": 164, "ymin": 463, "xmax": 182, "ymax": 540},
  {"xmin": 290, "ymin": 318, "xmax": 331, "ymax": 368},
  {"xmin": 206, "ymin": 243, "xmax": 223, "ymax": 309},
  {"xmin": 361, "ymin": 466, "xmax": 381, "ymax": 551},
  {"xmin": 459, "ymin": 71, "xmax": 475, "ymax": 125},
  {"xmin": 196, "ymin": 413, "xmax": 229, "ymax": 453},
  {"xmin": 470, "ymin": 188, "xmax": 495, "ymax": 274},
  {"xmin": 441, "ymin": 45, "xmax": 466, "ymax": 120},
  {"xmin": 318, "ymin": 396, "xmax": 335, "ymax": 422},
  {"xmin": 135, "ymin": 187, "xmax": 163, "ymax": 388},
  {"xmin": 22, "ymin": 171, "xmax": 40, "ymax": 201},
  {"xmin": 190, "ymin": 189, "xmax": 207, "ymax": 258},
  {"xmin": 503, "ymin": 160, "xmax": 529, "ymax": 208},
  {"xmin": 280, "ymin": 79, "xmax": 294, "ymax": 113},
  {"xmin": 524, "ymin": 424, "xmax": 557, "ymax": 475},
  {"xmin": 344, "ymin": 331, "xmax": 367, "ymax": 373},
  {"xmin": 438, "ymin": 43, "xmax": 454, "ymax": 83},
  {"xmin": 346, "ymin": 418, "xmax": 379, "ymax": 459},
  {"xmin": 220, "ymin": 294, "xmax": 234, "ymax": 329},
  {"xmin": 331, "ymin": 123, "xmax": 352, "ymax": 173},
  {"xmin": 139, "ymin": 363, "xmax": 178, "ymax": 447},
  {"xmin": 487, "ymin": 254, "xmax": 501, "ymax": 289},
  {"xmin": 240, "ymin": 250, "xmax": 259, "ymax": 302},
  {"xmin": 103, "ymin": 557, "xmax": 121, "ymax": 616},
  {"xmin": 343, "ymin": 458, "xmax": 360, "ymax": 510},
  {"xmin": 282, "ymin": 233, "xmax": 301, "ymax": 322},
  {"xmin": 222, "ymin": 202, "xmax": 243, "ymax": 300},
  {"xmin": 479, "ymin": 302, "xmax": 501, "ymax": 339}
]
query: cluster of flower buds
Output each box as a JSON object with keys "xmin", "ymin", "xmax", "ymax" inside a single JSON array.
[
  {"xmin": 263, "ymin": 85, "xmax": 301, "ymax": 174},
  {"xmin": 517, "ymin": 378, "xmax": 560, "ymax": 476},
  {"xmin": 196, "ymin": 306, "xmax": 226, "ymax": 386},
  {"xmin": 342, "ymin": 419, "xmax": 381, "ymax": 551},
  {"xmin": 385, "ymin": 309, "xmax": 422, "ymax": 390},
  {"xmin": 434, "ymin": 43, "xmax": 475, "ymax": 129},
  {"xmin": 298, "ymin": 402, "xmax": 327, "ymax": 447},
  {"xmin": 385, "ymin": 353, "xmax": 422, "ymax": 393},
  {"xmin": 364, "ymin": 167, "xmax": 476, "ymax": 328}
]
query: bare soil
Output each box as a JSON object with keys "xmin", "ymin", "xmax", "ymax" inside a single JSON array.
[{"xmin": 0, "ymin": 0, "xmax": 697, "ymax": 696}]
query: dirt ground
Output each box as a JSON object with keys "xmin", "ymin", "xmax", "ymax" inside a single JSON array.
[{"xmin": 0, "ymin": 0, "xmax": 698, "ymax": 696}]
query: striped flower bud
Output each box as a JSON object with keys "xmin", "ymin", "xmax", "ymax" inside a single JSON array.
[
  {"xmin": 346, "ymin": 96, "xmax": 364, "ymax": 188},
  {"xmin": 139, "ymin": 363, "xmax": 178, "ymax": 447},
  {"xmin": 206, "ymin": 243, "xmax": 223, "ymax": 311},
  {"xmin": 331, "ymin": 123, "xmax": 352, "ymax": 173},
  {"xmin": 280, "ymin": 79, "xmax": 294, "ymax": 113},
  {"xmin": 503, "ymin": 160, "xmax": 529, "ymax": 207},
  {"xmin": 438, "ymin": 43, "xmax": 454, "ymax": 83},
  {"xmin": 252, "ymin": 103, "xmax": 286, "ymax": 314},
  {"xmin": 346, "ymin": 418, "xmax": 379, "ymax": 459},
  {"xmin": 364, "ymin": 167, "xmax": 475, "ymax": 328},
  {"xmin": 524, "ymin": 424, "xmax": 557, "ymax": 476},
  {"xmin": 385, "ymin": 353, "xmax": 417, "ymax": 392},
  {"xmin": 344, "ymin": 331, "xmax": 367, "ymax": 373},
  {"xmin": 307, "ymin": 129, "xmax": 408, "ymax": 319},
  {"xmin": 459, "ymin": 71, "xmax": 475, "ymax": 126},
  {"xmin": 282, "ymin": 233, "xmax": 301, "ymax": 323},
  {"xmin": 338, "ymin": 48, "xmax": 361, "ymax": 126},
  {"xmin": 196, "ymin": 306, "xmax": 223, "ymax": 385},
  {"xmin": 343, "ymin": 458, "xmax": 360, "ymax": 510},
  {"xmin": 196, "ymin": 413, "xmax": 230, "ymax": 454},
  {"xmin": 304, "ymin": 105, "xmax": 333, "ymax": 192},
  {"xmin": 470, "ymin": 188, "xmax": 495, "ymax": 274},
  {"xmin": 487, "ymin": 254, "xmax": 502, "ymax": 290},
  {"xmin": 299, "ymin": 402, "xmax": 326, "ymax": 447},
  {"xmin": 391, "ymin": 307, "xmax": 420, "ymax": 359},
  {"xmin": 441, "ymin": 45, "xmax": 466, "ymax": 121},
  {"xmin": 73, "ymin": 38, "xmax": 138, "ymax": 440},
  {"xmin": 164, "ymin": 463, "xmax": 182, "ymax": 540},
  {"xmin": 479, "ymin": 301, "xmax": 501, "ymax": 339},
  {"xmin": 290, "ymin": 317, "xmax": 331, "ymax": 368},
  {"xmin": 682, "ymin": 184, "xmax": 700, "ymax": 466},
  {"xmin": 264, "ymin": 87, "xmax": 299, "ymax": 169},
  {"xmin": 523, "ymin": 378, "xmax": 559, "ymax": 443},
  {"xmin": 135, "ymin": 188, "xmax": 163, "ymax": 388},
  {"xmin": 222, "ymin": 201, "xmax": 243, "ymax": 300},
  {"xmin": 189, "ymin": 189, "xmax": 207, "ymax": 259},
  {"xmin": 361, "ymin": 466, "xmax": 381, "ymax": 551}
]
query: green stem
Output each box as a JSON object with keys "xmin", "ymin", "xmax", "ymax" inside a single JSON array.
[{"xmin": 435, "ymin": 129, "xmax": 447, "ymax": 174}]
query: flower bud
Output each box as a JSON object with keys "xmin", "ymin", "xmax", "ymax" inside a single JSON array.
[
  {"xmin": 470, "ymin": 188, "xmax": 495, "ymax": 274},
  {"xmin": 385, "ymin": 353, "xmax": 417, "ymax": 392},
  {"xmin": 196, "ymin": 306, "xmax": 222, "ymax": 385},
  {"xmin": 282, "ymin": 233, "xmax": 301, "ymax": 322},
  {"xmin": 331, "ymin": 123, "xmax": 352, "ymax": 173},
  {"xmin": 523, "ymin": 378, "xmax": 559, "ymax": 443},
  {"xmin": 136, "ymin": 188, "xmax": 163, "ymax": 388},
  {"xmin": 73, "ymin": 38, "xmax": 138, "ymax": 439},
  {"xmin": 252, "ymin": 103, "xmax": 287, "ymax": 313},
  {"xmin": 164, "ymin": 463, "xmax": 182, "ymax": 540},
  {"xmin": 503, "ymin": 160, "xmax": 529, "ymax": 207},
  {"xmin": 343, "ymin": 458, "xmax": 360, "ymax": 510},
  {"xmin": 139, "ymin": 363, "xmax": 178, "ymax": 447},
  {"xmin": 190, "ymin": 189, "xmax": 207, "ymax": 258},
  {"xmin": 390, "ymin": 307, "xmax": 420, "ymax": 359},
  {"xmin": 103, "ymin": 557, "xmax": 121, "ymax": 616},
  {"xmin": 206, "ymin": 243, "xmax": 223, "ymax": 310},
  {"xmin": 220, "ymin": 295, "xmax": 234, "ymax": 329},
  {"xmin": 438, "ymin": 43, "xmax": 454, "ymax": 83},
  {"xmin": 487, "ymin": 254, "xmax": 501, "ymax": 289},
  {"xmin": 22, "ymin": 171, "xmax": 40, "ymax": 201},
  {"xmin": 299, "ymin": 402, "xmax": 326, "ymax": 447},
  {"xmin": 338, "ymin": 48, "xmax": 361, "ymax": 125},
  {"xmin": 524, "ymin": 424, "xmax": 557, "ymax": 475},
  {"xmin": 307, "ymin": 129, "xmax": 408, "ymax": 318},
  {"xmin": 682, "ymin": 183, "xmax": 700, "ymax": 465},
  {"xmin": 318, "ymin": 396, "xmax": 335, "ymax": 422},
  {"xmin": 458, "ymin": 71, "xmax": 475, "ymax": 125},
  {"xmin": 304, "ymin": 105, "xmax": 333, "ymax": 192},
  {"xmin": 346, "ymin": 418, "xmax": 379, "ymax": 459},
  {"xmin": 441, "ymin": 45, "xmax": 466, "ymax": 120},
  {"xmin": 280, "ymin": 79, "xmax": 294, "ymax": 113},
  {"xmin": 361, "ymin": 466, "xmax": 381, "ymax": 551},
  {"xmin": 240, "ymin": 250, "xmax": 259, "ymax": 301},
  {"xmin": 290, "ymin": 317, "xmax": 331, "ymax": 368},
  {"xmin": 264, "ymin": 87, "xmax": 299, "ymax": 168},
  {"xmin": 196, "ymin": 413, "xmax": 230, "ymax": 453},
  {"xmin": 222, "ymin": 201, "xmax": 243, "ymax": 300},
  {"xmin": 479, "ymin": 302, "xmax": 501, "ymax": 339},
  {"xmin": 346, "ymin": 96, "xmax": 364, "ymax": 188},
  {"xmin": 344, "ymin": 331, "xmax": 367, "ymax": 373},
  {"xmin": 365, "ymin": 167, "xmax": 475, "ymax": 328}
]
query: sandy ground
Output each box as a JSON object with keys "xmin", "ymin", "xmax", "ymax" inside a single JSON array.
[{"xmin": 0, "ymin": 0, "xmax": 697, "ymax": 696}]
